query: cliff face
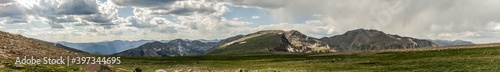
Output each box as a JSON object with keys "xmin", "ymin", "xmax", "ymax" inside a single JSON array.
[{"xmin": 283, "ymin": 30, "xmax": 335, "ymax": 53}]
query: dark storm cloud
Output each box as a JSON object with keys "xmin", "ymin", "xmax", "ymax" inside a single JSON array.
[
  {"xmin": 0, "ymin": 3, "xmax": 28, "ymax": 24},
  {"xmin": 56, "ymin": 0, "xmax": 100, "ymax": 15},
  {"xmin": 0, "ymin": 0, "xmax": 14, "ymax": 4}
]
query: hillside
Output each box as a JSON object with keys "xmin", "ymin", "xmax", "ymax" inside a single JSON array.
[
  {"xmin": 0, "ymin": 31, "xmax": 87, "ymax": 59},
  {"xmin": 320, "ymin": 29, "xmax": 437, "ymax": 52},
  {"xmin": 208, "ymin": 30, "xmax": 335, "ymax": 55},
  {"xmin": 113, "ymin": 39, "xmax": 217, "ymax": 57}
]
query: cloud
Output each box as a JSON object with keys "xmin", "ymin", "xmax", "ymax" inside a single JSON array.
[
  {"xmin": 232, "ymin": 17, "xmax": 239, "ymax": 20},
  {"xmin": 2, "ymin": 0, "xmax": 499, "ymax": 44},
  {"xmin": 133, "ymin": 1, "xmax": 229, "ymax": 16},
  {"xmin": 0, "ymin": 0, "xmax": 120, "ymax": 28},
  {"xmin": 214, "ymin": 0, "xmax": 500, "ymax": 43},
  {"xmin": 57, "ymin": 0, "xmax": 99, "ymax": 15},
  {"xmin": 255, "ymin": 20, "xmax": 336, "ymax": 38},
  {"xmin": 489, "ymin": 21, "xmax": 500, "ymax": 31},
  {"xmin": 110, "ymin": 0, "xmax": 250, "ymax": 39},
  {"xmin": 110, "ymin": 0, "xmax": 178, "ymax": 7},
  {"xmin": 251, "ymin": 16, "xmax": 259, "ymax": 19},
  {"xmin": 208, "ymin": 0, "xmax": 288, "ymax": 9},
  {"xmin": 0, "ymin": 3, "xmax": 29, "ymax": 24},
  {"xmin": 0, "ymin": 0, "xmax": 14, "ymax": 4}
]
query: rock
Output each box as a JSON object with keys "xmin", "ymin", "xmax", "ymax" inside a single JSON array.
[
  {"xmin": 134, "ymin": 67, "xmax": 142, "ymax": 72},
  {"xmin": 174, "ymin": 69, "xmax": 183, "ymax": 72},
  {"xmin": 72, "ymin": 68, "xmax": 80, "ymax": 71},
  {"xmin": 83, "ymin": 64, "xmax": 112, "ymax": 72},
  {"xmin": 237, "ymin": 68, "xmax": 250, "ymax": 72},
  {"xmin": 12, "ymin": 64, "xmax": 24, "ymax": 69},
  {"xmin": 155, "ymin": 69, "xmax": 166, "ymax": 72}
]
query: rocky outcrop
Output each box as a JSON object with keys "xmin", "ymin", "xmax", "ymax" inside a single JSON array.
[{"xmin": 282, "ymin": 30, "xmax": 336, "ymax": 53}]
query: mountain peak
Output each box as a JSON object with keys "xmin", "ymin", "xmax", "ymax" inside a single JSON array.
[
  {"xmin": 285, "ymin": 30, "xmax": 303, "ymax": 35},
  {"xmin": 344, "ymin": 29, "xmax": 386, "ymax": 35},
  {"xmin": 149, "ymin": 41, "xmax": 164, "ymax": 44},
  {"xmin": 320, "ymin": 29, "xmax": 437, "ymax": 52}
]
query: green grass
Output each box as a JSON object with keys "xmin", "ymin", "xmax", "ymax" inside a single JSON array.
[
  {"xmin": 209, "ymin": 30, "xmax": 286, "ymax": 55},
  {"xmin": 114, "ymin": 46, "xmax": 500, "ymax": 71},
  {"xmin": 3, "ymin": 46, "xmax": 500, "ymax": 71}
]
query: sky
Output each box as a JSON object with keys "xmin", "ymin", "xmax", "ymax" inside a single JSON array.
[{"xmin": 0, "ymin": 0, "xmax": 500, "ymax": 44}]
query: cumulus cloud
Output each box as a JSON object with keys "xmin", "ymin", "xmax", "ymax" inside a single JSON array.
[
  {"xmin": 0, "ymin": 0, "xmax": 119, "ymax": 28},
  {"xmin": 110, "ymin": 0, "xmax": 250, "ymax": 39}
]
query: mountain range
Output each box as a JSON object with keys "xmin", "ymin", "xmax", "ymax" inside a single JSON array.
[
  {"xmin": 113, "ymin": 39, "xmax": 218, "ymax": 57},
  {"xmin": 113, "ymin": 29, "xmax": 478, "ymax": 56},
  {"xmin": 57, "ymin": 40, "xmax": 158, "ymax": 55},
  {"xmin": 2, "ymin": 29, "xmax": 474, "ymax": 57},
  {"xmin": 430, "ymin": 39, "xmax": 474, "ymax": 46}
]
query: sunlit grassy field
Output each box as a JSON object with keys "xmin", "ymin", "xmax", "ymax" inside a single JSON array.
[{"xmin": 2, "ymin": 46, "xmax": 500, "ymax": 72}]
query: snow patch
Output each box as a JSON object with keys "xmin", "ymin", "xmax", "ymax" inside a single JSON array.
[{"xmin": 239, "ymin": 41, "xmax": 247, "ymax": 44}]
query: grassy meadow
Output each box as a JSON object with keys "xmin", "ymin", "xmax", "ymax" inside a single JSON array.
[{"xmin": 2, "ymin": 46, "xmax": 500, "ymax": 72}]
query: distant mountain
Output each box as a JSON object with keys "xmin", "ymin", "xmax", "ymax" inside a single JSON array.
[
  {"xmin": 31, "ymin": 38, "xmax": 88, "ymax": 54},
  {"xmin": 0, "ymin": 31, "xmax": 86, "ymax": 59},
  {"xmin": 113, "ymin": 39, "xmax": 218, "ymax": 57},
  {"xmin": 208, "ymin": 30, "xmax": 335, "ymax": 55},
  {"xmin": 320, "ymin": 29, "xmax": 438, "ymax": 52},
  {"xmin": 430, "ymin": 39, "xmax": 474, "ymax": 46},
  {"xmin": 58, "ymin": 40, "xmax": 165, "ymax": 55}
]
